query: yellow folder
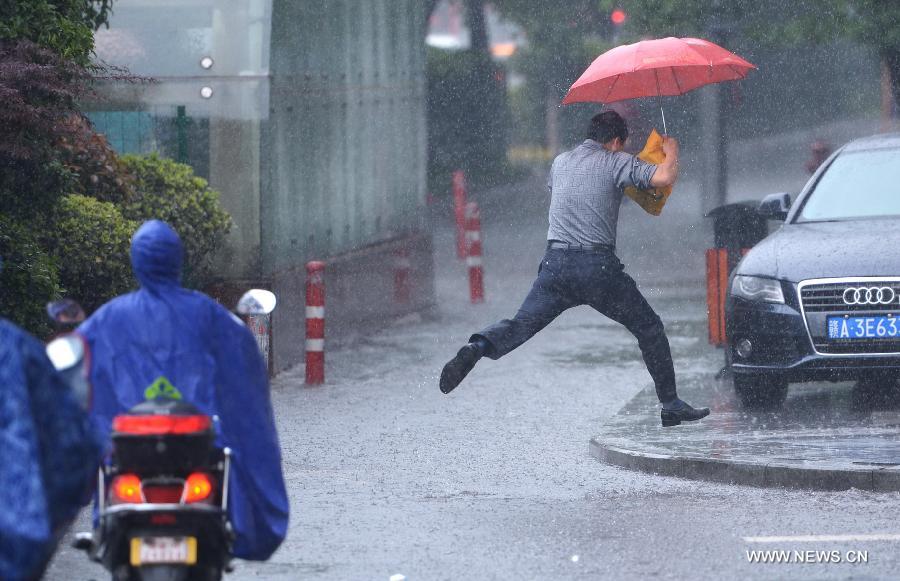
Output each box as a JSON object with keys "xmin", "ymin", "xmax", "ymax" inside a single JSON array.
[{"xmin": 624, "ymin": 129, "xmax": 672, "ymax": 216}]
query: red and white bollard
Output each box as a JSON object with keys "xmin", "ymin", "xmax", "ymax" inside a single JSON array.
[
  {"xmin": 465, "ymin": 201, "xmax": 484, "ymax": 304},
  {"xmin": 393, "ymin": 247, "xmax": 411, "ymax": 304},
  {"xmin": 452, "ymin": 169, "xmax": 468, "ymax": 259},
  {"xmin": 305, "ymin": 261, "xmax": 326, "ymax": 385}
]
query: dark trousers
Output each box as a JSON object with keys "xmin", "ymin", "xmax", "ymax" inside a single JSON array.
[{"xmin": 472, "ymin": 248, "xmax": 678, "ymax": 403}]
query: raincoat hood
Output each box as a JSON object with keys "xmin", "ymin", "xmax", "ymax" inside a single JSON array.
[{"xmin": 131, "ymin": 220, "xmax": 183, "ymax": 289}]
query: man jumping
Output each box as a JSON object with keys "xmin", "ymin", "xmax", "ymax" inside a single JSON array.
[{"xmin": 439, "ymin": 111, "xmax": 710, "ymax": 428}]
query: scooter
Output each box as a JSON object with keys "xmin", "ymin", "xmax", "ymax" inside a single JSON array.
[
  {"xmin": 84, "ymin": 397, "xmax": 232, "ymax": 581},
  {"xmin": 46, "ymin": 290, "xmax": 277, "ymax": 581}
]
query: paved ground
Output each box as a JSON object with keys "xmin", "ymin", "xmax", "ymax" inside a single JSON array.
[{"xmin": 47, "ymin": 127, "xmax": 900, "ymax": 580}]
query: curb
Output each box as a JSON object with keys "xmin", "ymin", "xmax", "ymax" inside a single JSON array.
[{"xmin": 590, "ymin": 438, "xmax": 900, "ymax": 492}]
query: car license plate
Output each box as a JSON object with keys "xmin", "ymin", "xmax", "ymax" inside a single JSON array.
[
  {"xmin": 827, "ymin": 316, "xmax": 900, "ymax": 339},
  {"xmin": 130, "ymin": 536, "xmax": 197, "ymax": 566}
]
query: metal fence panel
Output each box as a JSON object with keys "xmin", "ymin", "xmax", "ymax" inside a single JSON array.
[{"xmin": 262, "ymin": 0, "xmax": 427, "ymax": 274}]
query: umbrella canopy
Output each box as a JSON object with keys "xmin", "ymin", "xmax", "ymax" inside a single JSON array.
[{"xmin": 562, "ymin": 37, "xmax": 756, "ymax": 105}]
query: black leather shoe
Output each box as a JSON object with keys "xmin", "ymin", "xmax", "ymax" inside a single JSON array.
[
  {"xmin": 660, "ymin": 402, "xmax": 710, "ymax": 427},
  {"xmin": 440, "ymin": 344, "xmax": 481, "ymax": 394}
]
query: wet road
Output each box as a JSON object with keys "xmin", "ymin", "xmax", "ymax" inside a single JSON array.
[{"xmin": 48, "ymin": 149, "xmax": 900, "ymax": 579}]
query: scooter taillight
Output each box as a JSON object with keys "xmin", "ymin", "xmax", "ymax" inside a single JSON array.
[
  {"xmin": 183, "ymin": 472, "xmax": 214, "ymax": 503},
  {"xmin": 111, "ymin": 473, "xmax": 144, "ymax": 504},
  {"xmin": 112, "ymin": 414, "xmax": 212, "ymax": 435}
]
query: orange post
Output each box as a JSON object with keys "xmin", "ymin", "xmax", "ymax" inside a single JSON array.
[
  {"xmin": 706, "ymin": 249, "xmax": 721, "ymax": 345},
  {"xmin": 706, "ymin": 246, "xmax": 753, "ymax": 347},
  {"xmin": 705, "ymin": 248, "xmax": 732, "ymax": 346},
  {"xmin": 393, "ymin": 247, "xmax": 411, "ymax": 304},
  {"xmin": 717, "ymin": 248, "xmax": 729, "ymax": 343},
  {"xmin": 452, "ymin": 170, "xmax": 468, "ymax": 259}
]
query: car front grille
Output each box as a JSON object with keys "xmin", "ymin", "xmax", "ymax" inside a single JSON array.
[
  {"xmin": 800, "ymin": 282, "xmax": 900, "ymax": 313},
  {"xmin": 799, "ymin": 279, "xmax": 900, "ymax": 355}
]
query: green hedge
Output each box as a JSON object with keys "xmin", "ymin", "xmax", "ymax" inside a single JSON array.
[
  {"xmin": 50, "ymin": 194, "xmax": 136, "ymax": 312},
  {"xmin": 0, "ymin": 214, "xmax": 61, "ymax": 336},
  {"xmin": 120, "ymin": 154, "xmax": 231, "ymax": 288}
]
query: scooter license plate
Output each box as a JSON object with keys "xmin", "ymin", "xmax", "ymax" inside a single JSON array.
[{"xmin": 130, "ymin": 536, "xmax": 197, "ymax": 566}]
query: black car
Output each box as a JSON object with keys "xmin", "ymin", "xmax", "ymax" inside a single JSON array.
[{"xmin": 726, "ymin": 133, "xmax": 900, "ymax": 408}]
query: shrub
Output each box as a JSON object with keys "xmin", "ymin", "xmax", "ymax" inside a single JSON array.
[
  {"xmin": 0, "ymin": 41, "xmax": 134, "ymax": 222},
  {"xmin": 427, "ymin": 48, "xmax": 510, "ymax": 194},
  {"xmin": 0, "ymin": 214, "xmax": 61, "ymax": 336},
  {"xmin": 0, "ymin": 41, "xmax": 89, "ymax": 220},
  {"xmin": 119, "ymin": 154, "xmax": 231, "ymax": 288},
  {"xmin": 57, "ymin": 114, "xmax": 136, "ymax": 205},
  {"xmin": 50, "ymin": 194, "xmax": 136, "ymax": 313},
  {"xmin": 0, "ymin": 0, "xmax": 113, "ymax": 66}
]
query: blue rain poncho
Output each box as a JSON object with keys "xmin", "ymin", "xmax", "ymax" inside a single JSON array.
[
  {"xmin": 78, "ymin": 220, "xmax": 289, "ymax": 561},
  {"xmin": 0, "ymin": 319, "xmax": 101, "ymax": 580}
]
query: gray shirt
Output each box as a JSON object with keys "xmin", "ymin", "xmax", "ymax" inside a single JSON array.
[{"xmin": 547, "ymin": 139, "xmax": 657, "ymax": 247}]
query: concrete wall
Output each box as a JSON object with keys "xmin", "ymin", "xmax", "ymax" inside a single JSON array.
[{"xmin": 269, "ymin": 233, "xmax": 435, "ymax": 372}]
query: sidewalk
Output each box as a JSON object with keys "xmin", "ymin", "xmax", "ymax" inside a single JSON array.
[{"xmin": 592, "ymin": 378, "xmax": 900, "ymax": 492}]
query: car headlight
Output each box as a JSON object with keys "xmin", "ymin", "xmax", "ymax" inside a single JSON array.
[{"xmin": 731, "ymin": 275, "xmax": 785, "ymax": 304}]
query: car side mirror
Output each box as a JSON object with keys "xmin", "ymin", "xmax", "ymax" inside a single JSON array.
[
  {"xmin": 757, "ymin": 193, "xmax": 791, "ymax": 221},
  {"xmin": 46, "ymin": 335, "xmax": 85, "ymax": 371},
  {"xmin": 236, "ymin": 289, "xmax": 277, "ymax": 315}
]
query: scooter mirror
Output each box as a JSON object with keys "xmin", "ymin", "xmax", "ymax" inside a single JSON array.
[
  {"xmin": 46, "ymin": 335, "xmax": 85, "ymax": 371},
  {"xmin": 46, "ymin": 299, "xmax": 86, "ymax": 324},
  {"xmin": 46, "ymin": 335, "xmax": 90, "ymax": 409},
  {"xmin": 236, "ymin": 289, "xmax": 277, "ymax": 315}
]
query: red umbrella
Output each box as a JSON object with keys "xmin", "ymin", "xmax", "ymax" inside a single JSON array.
[{"xmin": 562, "ymin": 37, "xmax": 756, "ymax": 132}]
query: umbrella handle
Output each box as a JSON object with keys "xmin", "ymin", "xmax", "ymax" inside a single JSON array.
[{"xmin": 659, "ymin": 105, "xmax": 667, "ymax": 136}]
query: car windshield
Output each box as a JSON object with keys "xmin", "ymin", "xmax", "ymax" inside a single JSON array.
[{"xmin": 798, "ymin": 148, "xmax": 900, "ymax": 221}]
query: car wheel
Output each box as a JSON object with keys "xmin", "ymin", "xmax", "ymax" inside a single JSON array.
[{"xmin": 733, "ymin": 374, "xmax": 788, "ymax": 410}]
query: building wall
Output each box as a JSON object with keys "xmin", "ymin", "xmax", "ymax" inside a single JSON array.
[
  {"xmin": 88, "ymin": 0, "xmax": 433, "ymax": 373},
  {"xmin": 263, "ymin": 0, "xmax": 431, "ymax": 371},
  {"xmin": 262, "ymin": 0, "xmax": 428, "ymax": 273},
  {"xmin": 88, "ymin": 0, "xmax": 273, "ymax": 281}
]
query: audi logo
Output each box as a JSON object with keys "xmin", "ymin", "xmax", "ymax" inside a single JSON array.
[{"xmin": 842, "ymin": 286, "xmax": 898, "ymax": 305}]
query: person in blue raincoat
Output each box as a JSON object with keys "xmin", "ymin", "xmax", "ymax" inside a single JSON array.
[
  {"xmin": 77, "ymin": 220, "xmax": 289, "ymax": 561},
  {"xmin": 0, "ymin": 311, "xmax": 101, "ymax": 579}
]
